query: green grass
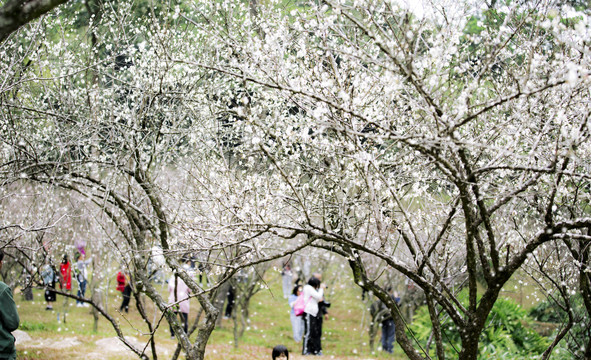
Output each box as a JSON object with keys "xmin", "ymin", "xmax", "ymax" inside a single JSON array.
[
  {"xmin": 13, "ymin": 266, "xmax": 550, "ymax": 360},
  {"xmin": 207, "ymin": 273, "xmax": 407, "ymax": 359},
  {"xmin": 14, "ymin": 272, "xmax": 407, "ymax": 359}
]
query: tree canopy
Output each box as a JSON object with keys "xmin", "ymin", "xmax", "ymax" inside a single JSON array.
[{"xmin": 1, "ymin": 0, "xmax": 590, "ymax": 359}]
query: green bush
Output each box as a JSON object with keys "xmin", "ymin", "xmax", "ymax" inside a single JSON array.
[
  {"xmin": 409, "ymin": 295, "xmax": 549, "ymax": 359},
  {"xmin": 529, "ymin": 294, "xmax": 591, "ymax": 359}
]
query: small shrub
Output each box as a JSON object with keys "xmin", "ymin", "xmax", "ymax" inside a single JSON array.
[
  {"xmin": 409, "ymin": 295, "xmax": 549, "ymax": 359},
  {"xmin": 529, "ymin": 294, "xmax": 591, "ymax": 359}
]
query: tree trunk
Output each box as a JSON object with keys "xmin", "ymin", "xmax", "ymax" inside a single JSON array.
[
  {"xmin": 214, "ymin": 281, "xmax": 230, "ymax": 328},
  {"xmin": 368, "ymin": 316, "xmax": 379, "ymax": 351},
  {"xmin": 91, "ymin": 287, "xmax": 101, "ymax": 332},
  {"xmin": 425, "ymin": 293, "xmax": 445, "ymax": 360},
  {"xmin": 459, "ymin": 326, "xmax": 481, "ymax": 360},
  {"xmin": 232, "ymin": 310, "xmax": 239, "ymax": 349},
  {"xmin": 580, "ymin": 234, "xmax": 591, "ymax": 359},
  {"xmin": 189, "ymin": 307, "xmax": 219, "ymax": 360},
  {"xmin": 239, "ymin": 299, "xmax": 250, "ymax": 338}
]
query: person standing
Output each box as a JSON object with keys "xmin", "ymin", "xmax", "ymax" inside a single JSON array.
[
  {"xmin": 58, "ymin": 254, "xmax": 72, "ymax": 323},
  {"xmin": 0, "ymin": 249, "xmax": 20, "ymax": 360},
  {"xmin": 224, "ymin": 285, "xmax": 235, "ymax": 319},
  {"xmin": 59, "ymin": 254, "xmax": 72, "ymax": 292},
  {"xmin": 75, "ymin": 253, "xmax": 91, "ymax": 307},
  {"xmin": 281, "ymin": 262, "xmax": 293, "ymax": 299},
  {"xmin": 312, "ymin": 273, "xmax": 330, "ymax": 337},
  {"xmin": 288, "ymin": 285, "xmax": 304, "ymax": 342},
  {"xmin": 302, "ymin": 277, "xmax": 325, "ymax": 356},
  {"xmin": 116, "ymin": 269, "xmax": 126, "ymax": 293},
  {"xmin": 168, "ymin": 273, "xmax": 190, "ymax": 338},
  {"xmin": 41, "ymin": 262, "xmax": 57, "ymax": 310},
  {"xmin": 380, "ymin": 287, "xmax": 401, "ymax": 354},
  {"xmin": 119, "ymin": 271, "xmax": 132, "ymax": 313}
]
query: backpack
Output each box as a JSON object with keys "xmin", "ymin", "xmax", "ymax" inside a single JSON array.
[{"xmin": 293, "ymin": 294, "xmax": 309, "ymax": 316}]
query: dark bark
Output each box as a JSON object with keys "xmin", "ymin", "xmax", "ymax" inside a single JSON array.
[
  {"xmin": 0, "ymin": 0, "xmax": 71, "ymax": 43},
  {"xmin": 425, "ymin": 293, "xmax": 445, "ymax": 360},
  {"xmin": 540, "ymin": 289, "xmax": 574, "ymax": 360},
  {"xmin": 214, "ymin": 281, "xmax": 230, "ymax": 328},
  {"xmin": 131, "ymin": 272, "xmax": 158, "ymax": 360},
  {"xmin": 578, "ymin": 232, "xmax": 591, "ymax": 359},
  {"xmin": 458, "ymin": 326, "xmax": 480, "ymax": 360},
  {"xmin": 368, "ymin": 305, "xmax": 388, "ymax": 351}
]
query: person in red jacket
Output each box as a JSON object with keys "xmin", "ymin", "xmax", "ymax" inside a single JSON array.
[
  {"xmin": 56, "ymin": 254, "xmax": 72, "ymax": 323},
  {"xmin": 117, "ymin": 270, "xmax": 132, "ymax": 313},
  {"xmin": 116, "ymin": 270, "xmax": 126, "ymax": 293},
  {"xmin": 59, "ymin": 254, "xmax": 72, "ymax": 291}
]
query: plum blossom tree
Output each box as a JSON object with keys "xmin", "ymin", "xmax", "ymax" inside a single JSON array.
[
  {"xmin": 0, "ymin": 182, "xmax": 122, "ymax": 329},
  {"xmin": 2, "ymin": 0, "xmax": 591, "ymax": 359},
  {"xmin": 0, "ymin": 2, "xmax": 313, "ymax": 359},
  {"xmin": 177, "ymin": 0, "xmax": 591, "ymax": 359}
]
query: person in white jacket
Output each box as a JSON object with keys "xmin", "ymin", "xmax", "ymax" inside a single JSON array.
[{"xmin": 302, "ymin": 277, "xmax": 325, "ymax": 355}]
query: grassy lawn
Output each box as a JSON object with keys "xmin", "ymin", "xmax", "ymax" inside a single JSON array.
[{"xmin": 13, "ymin": 270, "xmax": 407, "ymax": 359}]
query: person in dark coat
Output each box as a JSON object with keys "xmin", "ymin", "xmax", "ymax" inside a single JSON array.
[
  {"xmin": 41, "ymin": 262, "xmax": 58, "ymax": 310},
  {"xmin": 0, "ymin": 249, "xmax": 19, "ymax": 360},
  {"xmin": 378, "ymin": 286, "xmax": 401, "ymax": 353},
  {"xmin": 224, "ymin": 285, "xmax": 235, "ymax": 319}
]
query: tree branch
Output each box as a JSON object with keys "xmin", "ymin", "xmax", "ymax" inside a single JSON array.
[{"xmin": 0, "ymin": 0, "xmax": 71, "ymax": 43}]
